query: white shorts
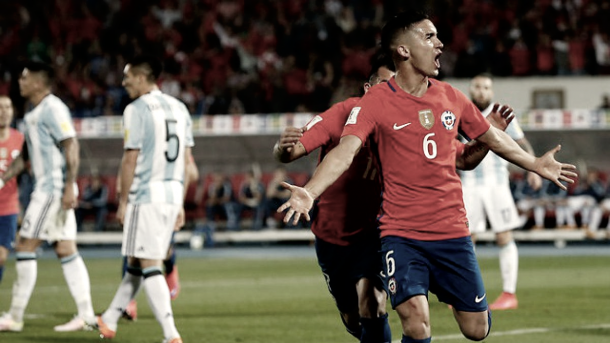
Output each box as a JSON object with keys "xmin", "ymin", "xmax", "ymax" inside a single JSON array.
[
  {"xmin": 462, "ymin": 184, "xmax": 521, "ymax": 234},
  {"xmin": 122, "ymin": 203, "xmax": 180, "ymax": 260},
  {"xmin": 20, "ymin": 191, "xmax": 77, "ymax": 242}
]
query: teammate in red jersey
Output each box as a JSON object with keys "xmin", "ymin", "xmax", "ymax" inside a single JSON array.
[
  {"xmin": 0, "ymin": 95, "xmax": 24, "ymax": 286},
  {"xmin": 278, "ymin": 11, "xmax": 577, "ymax": 343},
  {"xmin": 274, "ymin": 52, "xmax": 395, "ymax": 342},
  {"xmin": 275, "ymin": 51, "xmax": 519, "ymax": 342}
]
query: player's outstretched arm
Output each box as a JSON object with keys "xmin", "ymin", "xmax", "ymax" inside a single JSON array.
[
  {"xmin": 477, "ymin": 124, "xmax": 577, "ymax": 190},
  {"xmin": 278, "ymin": 135, "xmax": 362, "ymax": 225},
  {"xmin": 456, "ymin": 104, "xmax": 515, "ymax": 170},
  {"xmin": 273, "ymin": 126, "xmax": 307, "ymax": 163},
  {"xmin": 515, "ymin": 136, "xmax": 543, "ymax": 190}
]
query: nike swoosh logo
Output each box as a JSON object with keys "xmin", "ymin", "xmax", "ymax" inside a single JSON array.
[
  {"xmin": 475, "ymin": 294, "xmax": 486, "ymax": 303},
  {"xmin": 393, "ymin": 123, "xmax": 412, "ymax": 130}
]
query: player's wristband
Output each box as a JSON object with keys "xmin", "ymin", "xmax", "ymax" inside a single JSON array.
[{"xmin": 0, "ymin": 178, "xmax": 4, "ymax": 190}]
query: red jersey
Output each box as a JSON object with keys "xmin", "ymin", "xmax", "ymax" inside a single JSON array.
[
  {"xmin": 300, "ymin": 97, "xmax": 382, "ymax": 246},
  {"xmin": 0, "ymin": 128, "xmax": 24, "ymax": 216},
  {"xmin": 342, "ymin": 78, "xmax": 490, "ymax": 241}
]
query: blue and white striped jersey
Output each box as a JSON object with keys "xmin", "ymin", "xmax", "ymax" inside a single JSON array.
[
  {"xmin": 460, "ymin": 103, "xmax": 525, "ymax": 187},
  {"xmin": 123, "ymin": 90, "xmax": 194, "ymax": 205},
  {"xmin": 24, "ymin": 94, "xmax": 76, "ymax": 196}
]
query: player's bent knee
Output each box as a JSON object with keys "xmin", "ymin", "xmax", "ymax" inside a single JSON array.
[
  {"xmin": 456, "ymin": 311, "xmax": 490, "ymax": 341},
  {"xmin": 54, "ymin": 240, "xmax": 78, "ymax": 258}
]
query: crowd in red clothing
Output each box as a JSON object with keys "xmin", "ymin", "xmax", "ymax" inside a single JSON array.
[{"xmin": 0, "ymin": 0, "xmax": 609, "ymax": 118}]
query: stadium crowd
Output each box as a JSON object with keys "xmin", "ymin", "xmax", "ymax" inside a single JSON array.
[{"xmin": 0, "ymin": 0, "xmax": 609, "ymax": 118}]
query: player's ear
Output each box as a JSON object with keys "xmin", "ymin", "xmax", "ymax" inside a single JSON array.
[
  {"xmin": 363, "ymin": 82, "xmax": 372, "ymax": 92},
  {"xmin": 397, "ymin": 45, "xmax": 409, "ymax": 60}
]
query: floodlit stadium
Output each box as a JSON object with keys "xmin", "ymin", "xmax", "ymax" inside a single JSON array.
[{"xmin": 0, "ymin": 1, "xmax": 609, "ymax": 342}]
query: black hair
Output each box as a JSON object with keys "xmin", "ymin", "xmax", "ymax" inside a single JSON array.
[
  {"xmin": 473, "ymin": 73, "xmax": 494, "ymax": 81},
  {"xmin": 380, "ymin": 10, "xmax": 430, "ymax": 57},
  {"xmin": 127, "ymin": 55, "xmax": 163, "ymax": 81},
  {"xmin": 24, "ymin": 61, "xmax": 55, "ymax": 86},
  {"xmin": 367, "ymin": 49, "xmax": 395, "ymax": 83}
]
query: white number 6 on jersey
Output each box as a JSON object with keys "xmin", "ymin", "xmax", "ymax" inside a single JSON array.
[{"xmin": 423, "ymin": 133, "xmax": 437, "ymax": 159}]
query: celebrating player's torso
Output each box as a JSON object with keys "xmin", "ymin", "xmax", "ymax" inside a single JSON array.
[{"xmin": 342, "ymin": 78, "xmax": 490, "ymax": 240}]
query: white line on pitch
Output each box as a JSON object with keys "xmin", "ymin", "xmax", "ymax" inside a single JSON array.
[{"xmin": 391, "ymin": 323, "xmax": 610, "ymax": 342}]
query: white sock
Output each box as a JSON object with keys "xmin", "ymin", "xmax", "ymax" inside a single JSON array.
[
  {"xmin": 143, "ymin": 268, "xmax": 180, "ymax": 340},
  {"xmin": 102, "ymin": 268, "xmax": 142, "ymax": 331},
  {"xmin": 499, "ymin": 241, "xmax": 518, "ymax": 294},
  {"xmin": 61, "ymin": 253, "xmax": 95, "ymax": 323},
  {"xmin": 10, "ymin": 253, "xmax": 38, "ymax": 322}
]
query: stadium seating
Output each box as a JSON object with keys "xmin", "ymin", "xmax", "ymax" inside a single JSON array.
[{"xmin": 77, "ymin": 171, "xmax": 311, "ymax": 231}]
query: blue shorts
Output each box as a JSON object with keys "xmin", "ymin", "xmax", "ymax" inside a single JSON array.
[
  {"xmin": 315, "ymin": 234, "xmax": 385, "ymax": 314},
  {"xmin": 0, "ymin": 214, "xmax": 18, "ymax": 250},
  {"xmin": 381, "ymin": 235, "xmax": 488, "ymax": 312}
]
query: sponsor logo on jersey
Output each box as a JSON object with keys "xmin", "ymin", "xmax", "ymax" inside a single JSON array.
[
  {"xmin": 418, "ymin": 109, "xmax": 434, "ymax": 130},
  {"xmin": 441, "ymin": 110, "xmax": 456, "ymax": 130},
  {"xmin": 346, "ymin": 107, "xmax": 361, "ymax": 125},
  {"xmin": 388, "ymin": 277, "xmax": 397, "ymax": 295}
]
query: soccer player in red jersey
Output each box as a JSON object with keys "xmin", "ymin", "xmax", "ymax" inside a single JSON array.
[
  {"xmin": 0, "ymin": 95, "xmax": 24, "ymax": 286},
  {"xmin": 275, "ymin": 51, "xmax": 519, "ymax": 342},
  {"xmin": 278, "ymin": 11, "xmax": 577, "ymax": 343},
  {"xmin": 274, "ymin": 52, "xmax": 396, "ymax": 342}
]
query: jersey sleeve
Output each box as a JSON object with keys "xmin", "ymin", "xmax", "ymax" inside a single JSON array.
[
  {"xmin": 457, "ymin": 92, "xmax": 491, "ymax": 140},
  {"xmin": 340, "ymin": 95, "xmax": 378, "ymax": 144},
  {"xmin": 123, "ymin": 104, "xmax": 143, "ymax": 150},
  {"xmin": 299, "ymin": 101, "xmax": 347, "ymax": 154},
  {"xmin": 184, "ymin": 109, "xmax": 195, "ymax": 148},
  {"xmin": 44, "ymin": 104, "xmax": 76, "ymax": 143}
]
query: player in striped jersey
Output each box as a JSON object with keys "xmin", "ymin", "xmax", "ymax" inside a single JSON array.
[
  {"xmin": 460, "ymin": 74, "xmax": 542, "ymax": 311},
  {"xmin": 96, "ymin": 56, "xmax": 193, "ymax": 343},
  {"xmin": 0, "ymin": 96, "xmax": 23, "ymax": 286},
  {"xmin": 0, "ymin": 62, "xmax": 96, "ymax": 332}
]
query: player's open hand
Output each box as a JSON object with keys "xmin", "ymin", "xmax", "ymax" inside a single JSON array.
[
  {"xmin": 278, "ymin": 127, "xmax": 304, "ymax": 153},
  {"xmin": 533, "ymin": 145, "xmax": 578, "ymax": 190},
  {"xmin": 487, "ymin": 103, "xmax": 514, "ymax": 132},
  {"xmin": 277, "ymin": 181, "xmax": 314, "ymax": 225}
]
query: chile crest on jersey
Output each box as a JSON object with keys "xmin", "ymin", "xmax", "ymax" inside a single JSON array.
[{"xmin": 441, "ymin": 110, "xmax": 456, "ymax": 130}]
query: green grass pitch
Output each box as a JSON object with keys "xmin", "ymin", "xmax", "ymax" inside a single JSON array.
[{"xmin": 1, "ymin": 249, "xmax": 609, "ymax": 342}]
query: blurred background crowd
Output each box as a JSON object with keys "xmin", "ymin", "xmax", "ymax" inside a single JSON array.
[{"xmin": 1, "ymin": 0, "xmax": 610, "ymax": 118}]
